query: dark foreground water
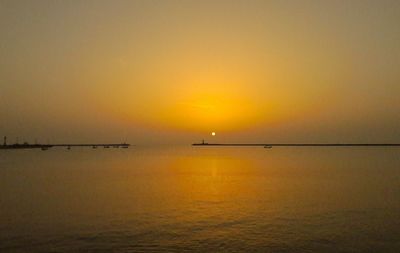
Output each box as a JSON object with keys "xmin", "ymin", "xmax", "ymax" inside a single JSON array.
[{"xmin": 0, "ymin": 146, "xmax": 399, "ymax": 252}]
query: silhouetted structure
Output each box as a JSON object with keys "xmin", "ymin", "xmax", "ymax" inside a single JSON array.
[
  {"xmin": 193, "ymin": 142, "xmax": 400, "ymax": 148},
  {"xmin": 0, "ymin": 136, "xmax": 130, "ymax": 150}
]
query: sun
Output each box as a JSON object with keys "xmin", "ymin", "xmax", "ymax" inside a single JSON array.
[{"xmin": 211, "ymin": 132, "xmax": 216, "ymax": 136}]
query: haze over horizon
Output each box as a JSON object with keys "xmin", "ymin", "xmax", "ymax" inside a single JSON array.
[{"xmin": 1, "ymin": 0, "xmax": 400, "ymax": 145}]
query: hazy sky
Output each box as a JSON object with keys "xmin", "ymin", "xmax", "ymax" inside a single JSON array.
[{"xmin": 1, "ymin": 0, "xmax": 399, "ymax": 144}]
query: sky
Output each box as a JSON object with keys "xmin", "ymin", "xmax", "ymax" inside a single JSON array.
[{"xmin": 1, "ymin": 0, "xmax": 400, "ymax": 144}]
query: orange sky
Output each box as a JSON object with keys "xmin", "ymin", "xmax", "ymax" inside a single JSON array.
[{"xmin": 1, "ymin": 0, "xmax": 400, "ymax": 144}]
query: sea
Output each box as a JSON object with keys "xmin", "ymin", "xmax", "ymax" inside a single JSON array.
[{"xmin": 0, "ymin": 146, "xmax": 399, "ymax": 252}]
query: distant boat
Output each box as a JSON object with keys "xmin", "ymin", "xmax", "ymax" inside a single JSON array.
[{"xmin": 264, "ymin": 145, "xmax": 272, "ymax": 149}]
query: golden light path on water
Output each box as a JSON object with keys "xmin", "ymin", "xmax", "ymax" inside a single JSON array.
[{"xmin": 0, "ymin": 147, "xmax": 399, "ymax": 251}]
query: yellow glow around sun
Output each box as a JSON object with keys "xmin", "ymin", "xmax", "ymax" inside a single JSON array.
[
  {"xmin": 211, "ymin": 132, "xmax": 216, "ymax": 136},
  {"xmin": 106, "ymin": 86, "xmax": 284, "ymax": 133},
  {"xmin": 166, "ymin": 92, "xmax": 259, "ymax": 132},
  {"xmin": 101, "ymin": 68, "xmax": 294, "ymax": 133}
]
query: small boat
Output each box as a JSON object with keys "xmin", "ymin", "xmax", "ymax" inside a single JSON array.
[{"xmin": 264, "ymin": 145, "xmax": 272, "ymax": 149}]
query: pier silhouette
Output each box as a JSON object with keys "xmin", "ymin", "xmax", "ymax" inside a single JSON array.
[
  {"xmin": 192, "ymin": 142, "xmax": 400, "ymax": 148},
  {"xmin": 1, "ymin": 136, "xmax": 130, "ymax": 150}
]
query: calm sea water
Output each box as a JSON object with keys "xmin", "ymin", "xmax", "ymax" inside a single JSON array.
[{"xmin": 0, "ymin": 146, "xmax": 399, "ymax": 252}]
